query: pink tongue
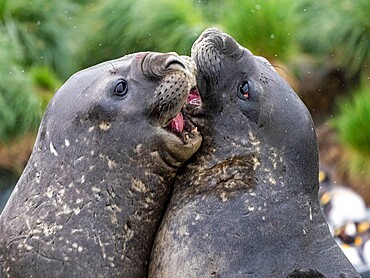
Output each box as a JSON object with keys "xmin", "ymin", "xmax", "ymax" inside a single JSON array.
[
  {"xmin": 170, "ymin": 112, "xmax": 184, "ymax": 132},
  {"xmin": 187, "ymin": 89, "xmax": 202, "ymax": 106}
]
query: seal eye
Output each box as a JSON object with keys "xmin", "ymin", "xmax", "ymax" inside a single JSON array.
[
  {"xmin": 114, "ymin": 80, "xmax": 128, "ymax": 97},
  {"xmin": 239, "ymin": 81, "xmax": 250, "ymax": 100}
]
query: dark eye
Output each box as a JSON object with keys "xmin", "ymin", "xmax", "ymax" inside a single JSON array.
[
  {"xmin": 239, "ymin": 81, "xmax": 250, "ymax": 100},
  {"xmin": 114, "ymin": 80, "xmax": 128, "ymax": 97}
]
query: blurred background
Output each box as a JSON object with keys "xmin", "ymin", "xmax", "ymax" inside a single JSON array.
[{"xmin": 0, "ymin": 0, "xmax": 370, "ymax": 274}]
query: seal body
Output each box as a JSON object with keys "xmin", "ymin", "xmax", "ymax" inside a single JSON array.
[
  {"xmin": 149, "ymin": 29, "xmax": 360, "ymax": 277},
  {"xmin": 0, "ymin": 52, "xmax": 201, "ymax": 277}
]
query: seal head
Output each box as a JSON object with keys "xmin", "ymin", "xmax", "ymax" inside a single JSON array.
[
  {"xmin": 149, "ymin": 29, "xmax": 359, "ymax": 277},
  {"xmin": 0, "ymin": 52, "xmax": 201, "ymax": 277}
]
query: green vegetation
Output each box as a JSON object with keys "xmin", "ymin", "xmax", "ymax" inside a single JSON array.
[
  {"xmin": 82, "ymin": 0, "xmax": 296, "ymax": 67},
  {"xmin": 0, "ymin": 0, "xmax": 85, "ymax": 143},
  {"xmin": 332, "ymin": 85, "xmax": 370, "ymax": 184},
  {"xmin": 30, "ymin": 66, "xmax": 61, "ymax": 93},
  {"xmin": 0, "ymin": 27, "xmax": 41, "ymax": 143},
  {"xmin": 1, "ymin": 0, "xmax": 86, "ymax": 79},
  {"xmin": 30, "ymin": 66, "xmax": 62, "ymax": 110},
  {"xmin": 81, "ymin": 0, "xmax": 208, "ymax": 67},
  {"xmin": 219, "ymin": 0, "xmax": 296, "ymax": 60},
  {"xmin": 296, "ymin": 0, "xmax": 370, "ymax": 78},
  {"xmin": 295, "ymin": 0, "xmax": 370, "ymax": 185}
]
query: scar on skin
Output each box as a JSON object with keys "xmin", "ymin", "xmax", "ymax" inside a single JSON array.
[
  {"xmin": 50, "ymin": 142, "xmax": 58, "ymax": 156},
  {"xmin": 99, "ymin": 121, "xmax": 111, "ymax": 131},
  {"xmin": 65, "ymin": 139, "xmax": 70, "ymax": 147}
]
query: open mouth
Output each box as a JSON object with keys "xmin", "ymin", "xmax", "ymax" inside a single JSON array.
[{"xmin": 166, "ymin": 87, "xmax": 202, "ymax": 143}]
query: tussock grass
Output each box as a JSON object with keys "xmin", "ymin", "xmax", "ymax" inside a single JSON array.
[
  {"xmin": 1, "ymin": 0, "xmax": 86, "ymax": 79},
  {"xmin": 332, "ymin": 85, "xmax": 370, "ymax": 184},
  {"xmin": 219, "ymin": 0, "xmax": 296, "ymax": 60},
  {"xmin": 0, "ymin": 29, "xmax": 42, "ymax": 143},
  {"xmin": 296, "ymin": 0, "xmax": 370, "ymax": 77},
  {"xmin": 81, "ymin": 0, "xmax": 297, "ymax": 67}
]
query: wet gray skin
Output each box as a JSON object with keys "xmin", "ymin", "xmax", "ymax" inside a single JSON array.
[
  {"xmin": 0, "ymin": 52, "xmax": 202, "ymax": 278},
  {"xmin": 149, "ymin": 29, "xmax": 360, "ymax": 277}
]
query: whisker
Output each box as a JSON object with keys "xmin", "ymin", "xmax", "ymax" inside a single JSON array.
[
  {"xmin": 109, "ymin": 62, "xmax": 118, "ymax": 74},
  {"xmin": 271, "ymin": 64, "xmax": 296, "ymax": 82},
  {"xmin": 146, "ymin": 100, "xmax": 159, "ymax": 119}
]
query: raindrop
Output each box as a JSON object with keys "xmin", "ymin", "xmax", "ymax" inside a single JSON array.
[
  {"xmin": 255, "ymin": 4, "xmax": 261, "ymax": 10},
  {"xmin": 270, "ymin": 34, "xmax": 275, "ymax": 39},
  {"xmin": 36, "ymin": 21, "xmax": 41, "ymax": 26}
]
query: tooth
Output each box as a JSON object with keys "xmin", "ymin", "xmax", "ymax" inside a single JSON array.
[
  {"xmin": 192, "ymin": 127, "xmax": 198, "ymax": 133},
  {"xmin": 185, "ymin": 134, "xmax": 190, "ymax": 141}
]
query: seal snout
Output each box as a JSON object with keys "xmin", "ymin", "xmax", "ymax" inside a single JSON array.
[
  {"xmin": 191, "ymin": 28, "xmax": 244, "ymax": 87},
  {"xmin": 141, "ymin": 52, "xmax": 202, "ymax": 148},
  {"xmin": 192, "ymin": 28, "xmax": 244, "ymax": 60}
]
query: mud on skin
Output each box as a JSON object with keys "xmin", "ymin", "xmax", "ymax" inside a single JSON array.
[
  {"xmin": 0, "ymin": 52, "xmax": 202, "ymax": 278},
  {"xmin": 149, "ymin": 28, "xmax": 360, "ymax": 278}
]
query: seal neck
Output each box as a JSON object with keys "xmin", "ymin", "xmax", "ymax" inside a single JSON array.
[{"xmin": 174, "ymin": 123, "xmax": 319, "ymax": 206}]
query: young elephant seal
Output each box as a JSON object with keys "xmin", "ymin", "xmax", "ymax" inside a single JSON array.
[
  {"xmin": 149, "ymin": 29, "xmax": 360, "ymax": 277},
  {"xmin": 0, "ymin": 52, "xmax": 201, "ymax": 277}
]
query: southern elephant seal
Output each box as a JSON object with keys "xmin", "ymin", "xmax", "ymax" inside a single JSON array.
[
  {"xmin": 0, "ymin": 52, "xmax": 202, "ymax": 277},
  {"xmin": 149, "ymin": 29, "xmax": 360, "ymax": 277}
]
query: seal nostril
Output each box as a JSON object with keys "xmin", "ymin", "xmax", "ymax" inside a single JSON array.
[{"xmin": 165, "ymin": 58, "xmax": 186, "ymax": 70}]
